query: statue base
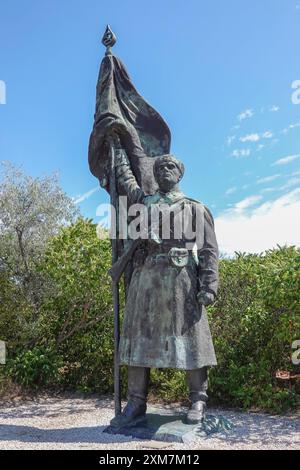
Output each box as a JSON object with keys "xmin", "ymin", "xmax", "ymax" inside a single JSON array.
[{"xmin": 104, "ymin": 406, "xmax": 233, "ymax": 444}]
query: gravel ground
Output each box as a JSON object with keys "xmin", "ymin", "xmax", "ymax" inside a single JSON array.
[{"xmin": 0, "ymin": 396, "xmax": 299, "ymax": 450}]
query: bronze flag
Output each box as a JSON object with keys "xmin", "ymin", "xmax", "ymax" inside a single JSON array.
[{"xmin": 88, "ymin": 53, "xmax": 171, "ymax": 195}]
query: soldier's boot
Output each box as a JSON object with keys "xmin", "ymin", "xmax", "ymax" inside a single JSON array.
[
  {"xmin": 185, "ymin": 367, "xmax": 208, "ymax": 424},
  {"xmin": 110, "ymin": 366, "xmax": 150, "ymax": 428}
]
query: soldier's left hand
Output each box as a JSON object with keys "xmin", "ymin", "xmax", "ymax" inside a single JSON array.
[{"xmin": 197, "ymin": 291, "xmax": 215, "ymax": 306}]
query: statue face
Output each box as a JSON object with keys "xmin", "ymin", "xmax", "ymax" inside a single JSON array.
[{"xmin": 155, "ymin": 160, "xmax": 182, "ymax": 192}]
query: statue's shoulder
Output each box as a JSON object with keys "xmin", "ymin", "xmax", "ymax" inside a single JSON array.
[
  {"xmin": 182, "ymin": 196, "xmax": 206, "ymax": 210},
  {"xmin": 183, "ymin": 197, "xmax": 215, "ymax": 222},
  {"xmin": 183, "ymin": 196, "xmax": 203, "ymax": 205}
]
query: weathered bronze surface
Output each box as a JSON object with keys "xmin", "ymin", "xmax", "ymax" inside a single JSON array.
[
  {"xmin": 89, "ymin": 26, "xmax": 219, "ymax": 429},
  {"xmin": 115, "ymin": 152, "xmax": 218, "ymax": 369}
]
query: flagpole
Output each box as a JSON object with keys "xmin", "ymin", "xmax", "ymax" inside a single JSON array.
[
  {"xmin": 102, "ymin": 25, "xmax": 121, "ymax": 418},
  {"xmin": 108, "ymin": 135, "xmax": 121, "ymax": 417}
]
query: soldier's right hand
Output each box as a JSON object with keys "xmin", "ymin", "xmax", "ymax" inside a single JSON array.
[{"xmin": 115, "ymin": 149, "xmax": 130, "ymax": 167}]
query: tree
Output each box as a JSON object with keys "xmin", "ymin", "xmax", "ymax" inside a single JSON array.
[{"xmin": 0, "ymin": 162, "xmax": 79, "ymax": 313}]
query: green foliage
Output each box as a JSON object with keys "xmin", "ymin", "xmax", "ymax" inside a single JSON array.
[
  {"xmin": 209, "ymin": 246, "xmax": 300, "ymax": 412},
  {"xmin": 36, "ymin": 217, "xmax": 117, "ymax": 393},
  {"xmin": 0, "ymin": 273, "xmax": 33, "ymax": 350},
  {"xmin": 39, "ymin": 217, "xmax": 112, "ymax": 343},
  {"xmin": 0, "ymin": 215, "xmax": 117, "ymax": 394},
  {"xmin": 150, "ymin": 369, "xmax": 188, "ymax": 402},
  {"xmin": 7, "ymin": 348, "xmax": 62, "ymax": 389}
]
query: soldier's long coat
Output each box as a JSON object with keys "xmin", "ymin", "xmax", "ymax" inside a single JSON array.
[{"xmin": 117, "ymin": 163, "xmax": 219, "ymax": 370}]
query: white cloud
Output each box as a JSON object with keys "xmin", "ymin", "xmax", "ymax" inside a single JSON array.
[
  {"xmin": 280, "ymin": 177, "xmax": 300, "ymax": 190},
  {"xmin": 237, "ymin": 109, "xmax": 254, "ymax": 121},
  {"xmin": 289, "ymin": 122, "xmax": 300, "ymax": 129},
  {"xmin": 233, "ymin": 195, "xmax": 262, "ymax": 211},
  {"xmin": 281, "ymin": 122, "xmax": 300, "ymax": 134},
  {"xmin": 269, "ymin": 105, "xmax": 280, "ymax": 112},
  {"xmin": 239, "ymin": 131, "xmax": 274, "ymax": 143},
  {"xmin": 260, "ymin": 187, "xmax": 277, "ymax": 193},
  {"xmin": 260, "ymin": 105, "xmax": 280, "ymax": 114},
  {"xmin": 239, "ymin": 133, "xmax": 260, "ymax": 143},
  {"xmin": 215, "ymin": 189, "xmax": 300, "ymax": 254},
  {"xmin": 225, "ymin": 186, "xmax": 237, "ymax": 195},
  {"xmin": 273, "ymin": 154, "xmax": 300, "ymax": 166},
  {"xmin": 73, "ymin": 186, "xmax": 99, "ymax": 204},
  {"xmin": 262, "ymin": 131, "xmax": 273, "ymax": 139},
  {"xmin": 231, "ymin": 148, "xmax": 251, "ymax": 158},
  {"xmin": 257, "ymin": 174, "xmax": 280, "ymax": 184}
]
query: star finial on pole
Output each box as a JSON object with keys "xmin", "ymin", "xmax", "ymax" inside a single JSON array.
[{"xmin": 101, "ymin": 25, "xmax": 116, "ymax": 56}]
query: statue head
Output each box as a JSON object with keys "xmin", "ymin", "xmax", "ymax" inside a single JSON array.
[{"xmin": 153, "ymin": 155, "xmax": 185, "ymax": 193}]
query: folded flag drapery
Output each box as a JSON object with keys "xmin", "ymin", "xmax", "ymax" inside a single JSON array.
[{"xmin": 88, "ymin": 52, "xmax": 171, "ymax": 195}]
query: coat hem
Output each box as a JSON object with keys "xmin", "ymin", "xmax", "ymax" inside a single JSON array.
[{"xmin": 119, "ymin": 359, "xmax": 217, "ymax": 370}]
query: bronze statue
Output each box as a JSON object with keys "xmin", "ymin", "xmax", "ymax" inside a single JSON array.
[{"xmin": 88, "ymin": 26, "xmax": 219, "ymax": 428}]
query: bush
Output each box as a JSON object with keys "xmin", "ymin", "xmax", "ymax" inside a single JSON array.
[
  {"xmin": 7, "ymin": 347, "xmax": 62, "ymax": 389},
  {"xmin": 0, "ymin": 218, "xmax": 118, "ymax": 394},
  {"xmin": 36, "ymin": 218, "xmax": 118, "ymax": 393},
  {"xmin": 208, "ymin": 246, "xmax": 300, "ymax": 412}
]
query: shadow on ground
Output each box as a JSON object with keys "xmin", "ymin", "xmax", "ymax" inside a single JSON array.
[{"xmin": 0, "ymin": 424, "xmax": 126, "ymax": 444}]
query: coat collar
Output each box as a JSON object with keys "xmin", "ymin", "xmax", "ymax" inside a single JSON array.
[{"xmin": 157, "ymin": 189, "xmax": 186, "ymax": 204}]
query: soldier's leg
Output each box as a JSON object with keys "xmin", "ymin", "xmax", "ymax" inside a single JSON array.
[
  {"xmin": 127, "ymin": 365, "xmax": 150, "ymax": 405},
  {"xmin": 110, "ymin": 366, "xmax": 150, "ymax": 427},
  {"xmin": 185, "ymin": 367, "xmax": 208, "ymax": 424}
]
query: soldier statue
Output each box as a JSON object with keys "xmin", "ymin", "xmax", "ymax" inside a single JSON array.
[
  {"xmin": 109, "ymin": 140, "xmax": 219, "ymax": 427},
  {"xmin": 88, "ymin": 26, "xmax": 219, "ymax": 429}
]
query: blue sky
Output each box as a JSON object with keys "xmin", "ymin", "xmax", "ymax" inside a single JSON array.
[{"xmin": 1, "ymin": 0, "xmax": 300, "ymax": 253}]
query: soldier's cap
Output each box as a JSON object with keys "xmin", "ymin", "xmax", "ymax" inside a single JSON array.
[{"xmin": 153, "ymin": 155, "xmax": 185, "ymax": 178}]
